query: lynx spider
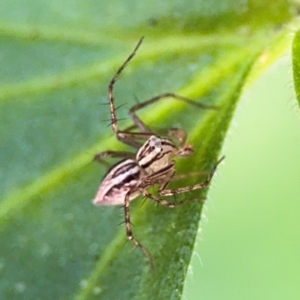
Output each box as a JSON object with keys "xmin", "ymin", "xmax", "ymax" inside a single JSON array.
[{"xmin": 93, "ymin": 37, "xmax": 224, "ymax": 268}]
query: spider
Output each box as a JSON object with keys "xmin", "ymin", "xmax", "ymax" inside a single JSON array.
[{"xmin": 93, "ymin": 37, "xmax": 224, "ymax": 268}]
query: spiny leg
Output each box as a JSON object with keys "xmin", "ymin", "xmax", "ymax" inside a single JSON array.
[
  {"xmin": 139, "ymin": 168, "xmax": 205, "ymax": 207},
  {"xmin": 107, "ymin": 40, "xmax": 216, "ymax": 144},
  {"xmin": 122, "ymin": 124, "xmax": 189, "ymax": 147},
  {"xmin": 160, "ymin": 156, "xmax": 225, "ymax": 196},
  {"xmin": 141, "ymin": 169, "xmax": 206, "ymax": 207},
  {"xmin": 108, "ymin": 37, "xmax": 149, "ymax": 148},
  {"xmin": 129, "ymin": 93, "xmax": 218, "ymax": 133},
  {"xmin": 124, "ymin": 191, "xmax": 154, "ymax": 270}
]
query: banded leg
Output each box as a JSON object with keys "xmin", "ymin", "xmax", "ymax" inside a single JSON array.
[
  {"xmin": 121, "ymin": 125, "xmax": 189, "ymax": 149},
  {"xmin": 139, "ymin": 167, "xmax": 205, "ymax": 207},
  {"xmin": 124, "ymin": 191, "xmax": 154, "ymax": 270},
  {"xmin": 108, "ymin": 37, "xmax": 150, "ymax": 148},
  {"xmin": 108, "ymin": 38, "xmax": 217, "ymax": 147},
  {"xmin": 129, "ymin": 93, "xmax": 218, "ymax": 133},
  {"xmin": 160, "ymin": 156, "xmax": 225, "ymax": 196}
]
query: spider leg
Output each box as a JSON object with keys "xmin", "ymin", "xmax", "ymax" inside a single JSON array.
[
  {"xmin": 129, "ymin": 93, "xmax": 217, "ymax": 133},
  {"xmin": 108, "ymin": 37, "xmax": 151, "ymax": 148},
  {"xmin": 160, "ymin": 156, "xmax": 225, "ymax": 196},
  {"xmin": 124, "ymin": 191, "xmax": 154, "ymax": 270}
]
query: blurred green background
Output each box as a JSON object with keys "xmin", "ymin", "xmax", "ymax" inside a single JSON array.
[{"xmin": 184, "ymin": 56, "xmax": 300, "ymax": 299}]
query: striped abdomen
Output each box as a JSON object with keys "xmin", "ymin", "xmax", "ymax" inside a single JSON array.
[{"xmin": 93, "ymin": 159, "xmax": 141, "ymax": 205}]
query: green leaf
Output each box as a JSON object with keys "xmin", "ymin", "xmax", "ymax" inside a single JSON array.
[{"xmin": 0, "ymin": 1, "xmax": 297, "ymax": 299}]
